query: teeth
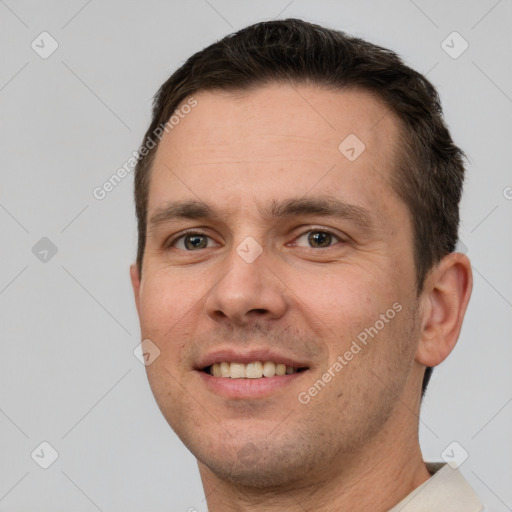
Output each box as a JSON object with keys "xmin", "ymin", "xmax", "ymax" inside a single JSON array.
[
  {"xmin": 220, "ymin": 361, "xmax": 230, "ymax": 377},
  {"xmin": 209, "ymin": 361, "xmax": 300, "ymax": 378},
  {"xmin": 245, "ymin": 362, "xmax": 263, "ymax": 378},
  {"xmin": 230, "ymin": 363, "xmax": 246, "ymax": 379},
  {"xmin": 276, "ymin": 363, "xmax": 287, "ymax": 376},
  {"xmin": 212, "ymin": 363, "xmax": 221, "ymax": 377},
  {"xmin": 262, "ymin": 361, "xmax": 275, "ymax": 377}
]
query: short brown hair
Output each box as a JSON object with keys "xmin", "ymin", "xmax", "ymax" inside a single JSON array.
[{"xmin": 133, "ymin": 18, "xmax": 466, "ymax": 396}]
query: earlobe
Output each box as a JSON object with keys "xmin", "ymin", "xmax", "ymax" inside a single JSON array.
[
  {"xmin": 415, "ymin": 252, "xmax": 473, "ymax": 368},
  {"xmin": 130, "ymin": 263, "xmax": 141, "ymax": 316}
]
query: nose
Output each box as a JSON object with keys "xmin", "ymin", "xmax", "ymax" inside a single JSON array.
[{"xmin": 204, "ymin": 240, "xmax": 288, "ymax": 326}]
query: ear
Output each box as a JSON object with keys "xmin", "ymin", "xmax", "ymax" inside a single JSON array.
[
  {"xmin": 130, "ymin": 263, "xmax": 141, "ymax": 317},
  {"xmin": 415, "ymin": 252, "xmax": 473, "ymax": 367}
]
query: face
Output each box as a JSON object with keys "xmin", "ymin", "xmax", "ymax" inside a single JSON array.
[{"xmin": 131, "ymin": 84, "xmax": 423, "ymax": 488}]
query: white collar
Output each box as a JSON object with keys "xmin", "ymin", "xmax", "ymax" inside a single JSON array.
[{"xmin": 388, "ymin": 462, "xmax": 484, "ymax": 512}]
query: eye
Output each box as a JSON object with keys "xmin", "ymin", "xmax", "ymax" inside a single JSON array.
[
  {"xmin": 169, "ymin": 231, "xmax": 218, "ymax": 250},
  {"xmin": 292, "ymin": 230, "xmax": 343, "ymax": 249}
]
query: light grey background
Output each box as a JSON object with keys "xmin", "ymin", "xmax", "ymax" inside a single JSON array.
[{"xmin": 1, "ymin": 0, "xmax": 511, "ymax": 511}]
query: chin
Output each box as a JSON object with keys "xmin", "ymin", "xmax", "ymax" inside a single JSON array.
[
  {"xmin": 200, "ymin": 454, "xmax": 302, "ymax": 489},
  {"xmin": 195, "ymin": 435, "xmax": 323, "ymax": 490}
]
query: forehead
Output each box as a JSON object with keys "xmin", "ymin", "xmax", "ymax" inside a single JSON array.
[
  {"xmin": 157, "ymin": 84, "xmax": 399, "ymax": 160},
  {"xmin": 148, "ymin": 83, "xmax": 404, "ymax": 222}
]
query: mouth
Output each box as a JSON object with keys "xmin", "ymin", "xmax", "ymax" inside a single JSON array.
[
  {"xmin": 201, "ymin": 361, "xmax": 309, "ymax": 379},
  {"xmin": 195, "ymin": 349, "xmax": 312, "ymax": 398}
]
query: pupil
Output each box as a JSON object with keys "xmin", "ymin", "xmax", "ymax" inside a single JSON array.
[
  {"xmin": 309, "ymin": 231, "xmax": 331, "ymax": 248},
  {"xmin": 185, "ymin": 235, "xmax": 207, "ymax": 250}
]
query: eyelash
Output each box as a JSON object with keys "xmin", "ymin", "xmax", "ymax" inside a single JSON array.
[{"xmin": 167, "ymin": 228, "xmax": 344, "ymax": 250}]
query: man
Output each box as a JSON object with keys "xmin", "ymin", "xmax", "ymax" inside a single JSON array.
[{"xmin": 130, "ymin": 18, "xmax": 483, "ymax": 511}]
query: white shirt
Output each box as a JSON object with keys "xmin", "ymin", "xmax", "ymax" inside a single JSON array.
[{"xmin": 388, "ymin": 462, "xmax": 484, "ymax": 511}]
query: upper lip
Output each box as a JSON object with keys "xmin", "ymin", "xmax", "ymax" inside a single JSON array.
[{"xmin": 195, "ymin": 348, "xmax": 311, "ymax": 370}]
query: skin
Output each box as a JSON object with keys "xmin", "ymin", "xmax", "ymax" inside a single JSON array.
[{"xmin": 130, "ymin": 84, "xmax": 473, "ymax": 511}]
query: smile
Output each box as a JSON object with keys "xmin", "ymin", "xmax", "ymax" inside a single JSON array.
[{"xmin": 203, "ymin": 361, "xmax": 308, "ymax": 378}]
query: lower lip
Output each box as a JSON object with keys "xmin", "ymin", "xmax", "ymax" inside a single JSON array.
[{"xmin": 196, "ymin": 370, "xmax": 308, "ymax": 399}]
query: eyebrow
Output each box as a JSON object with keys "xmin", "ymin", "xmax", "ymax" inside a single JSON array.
[{"xmin": 148, "ymin": 196, "xmax": 374, "ymax": 230}]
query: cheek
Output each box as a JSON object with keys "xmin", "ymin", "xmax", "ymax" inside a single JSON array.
[
  {"xmin": 287, "ymin": 263, "xmax": 410, "ymax": 384},
  {"xmin": 138, "ymin": 273, "xmax": 199, "ymax": 368},
  {"xmin": 139, "ymin": 270, "xmax": 201, "ymax": 330},
  {"xmin": 139, "ymin": 278, "xmax": 193, "ymax": 418},
  {"xmin": 290, "ymin": 263, "xmax": 398, "ymax": 331}
]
